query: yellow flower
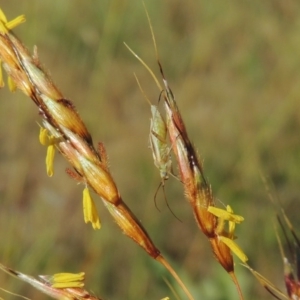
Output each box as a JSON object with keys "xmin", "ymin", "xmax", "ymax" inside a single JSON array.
[
  {"xmin": 218, "ymin": 236, "xmax": 248, "ymax": 263},
  {"xmin": 83, "ymin": 187, "xmax": 101, "ymax": 230},
  {"xmin": 50, "ymin": 272, "xmax": 85, "ymax": 289}
]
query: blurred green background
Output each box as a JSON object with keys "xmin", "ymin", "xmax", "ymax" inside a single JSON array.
[{"xmin": 0, "ymin": 0, "xmax": 300, "ymax": 299}]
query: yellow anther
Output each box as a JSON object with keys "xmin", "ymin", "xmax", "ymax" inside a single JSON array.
[
  {"xmin": 53, "ymin": 272, "xmax": 85, "ymax": 282},
  {"xmin": 0, "ymin": 8, "xmax": 25, "ymax": 90},
  {"xmin": 39, "ymin": 127, "xmax": 49, "ymax": 146},
  {"xmin": 52, "ymin": 282, "xmax": 84, "ymax": 288},
  {"xmin": 7, "ymin": 76, "xmax": 16, "ymax": 92},
  {"xmin": 83, "ymin": 187, "xmax": 101, "ymax": 230},
  {"xmin": 46, "ymin": 144, "xmax": 55, "ymax": 177},
  {"xmin": 208, "ymin": 205, "xmax": 244, "ymax": 224},
  {"xmin": 0, "ymin": 8, "xmax": 25, "ymax": 34},
  {"xmin": 6, "ymin": 15, "xmax": 26, "ymax": 31},
  {"xmin": 219, "ymin": 236, "xmax": 248, "ymax": 263},
  {"xmin": 51, "ymin": 272, "xmax": 85, "ymax": 289},
  {"xmin": 39, "ymin": 127, "xmax": 57, "ymax": 177},
  {"xmin": 209, "ymin": 205, "xmax": 248, "ymax": 262}
]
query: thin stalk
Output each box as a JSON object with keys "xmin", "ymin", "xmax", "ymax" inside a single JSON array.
[{"xmin": 156, "ymin": 255, "xmax": 194, "ymax": 300}]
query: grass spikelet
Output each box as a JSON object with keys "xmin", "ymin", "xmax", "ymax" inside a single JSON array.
[
  {"xmin": 125, "ymin": 3, "xmax": 247, "ymax": 299},
  {"xmin": 0, "ymin": 7, "xmax": 193, "ymax": 300}
]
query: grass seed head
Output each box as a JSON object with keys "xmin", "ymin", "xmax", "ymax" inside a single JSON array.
[
  {"xmin": 104, "ymin": 200, "xmax": 161, "ymax": 258},
  {"xmin": 0, "ymin": 9, "xmax": 161, "ymax": 261}
]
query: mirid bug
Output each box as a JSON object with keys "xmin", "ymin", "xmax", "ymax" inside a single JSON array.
[{"xmin": 134, "ymin": 74, "xmax": 180, "ymax": 220}]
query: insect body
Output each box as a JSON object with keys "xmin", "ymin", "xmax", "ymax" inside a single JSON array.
[
  {"xmin": 149, "ymin": 101, "xmax": 181, "ymax": 220},
  {"xmin": 149, "ymin": 103, "xmax": 172, "ymax": 184},
  {"xmin": 134, "ymin": 74, "xmax": 173, "ymax": 189}
]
